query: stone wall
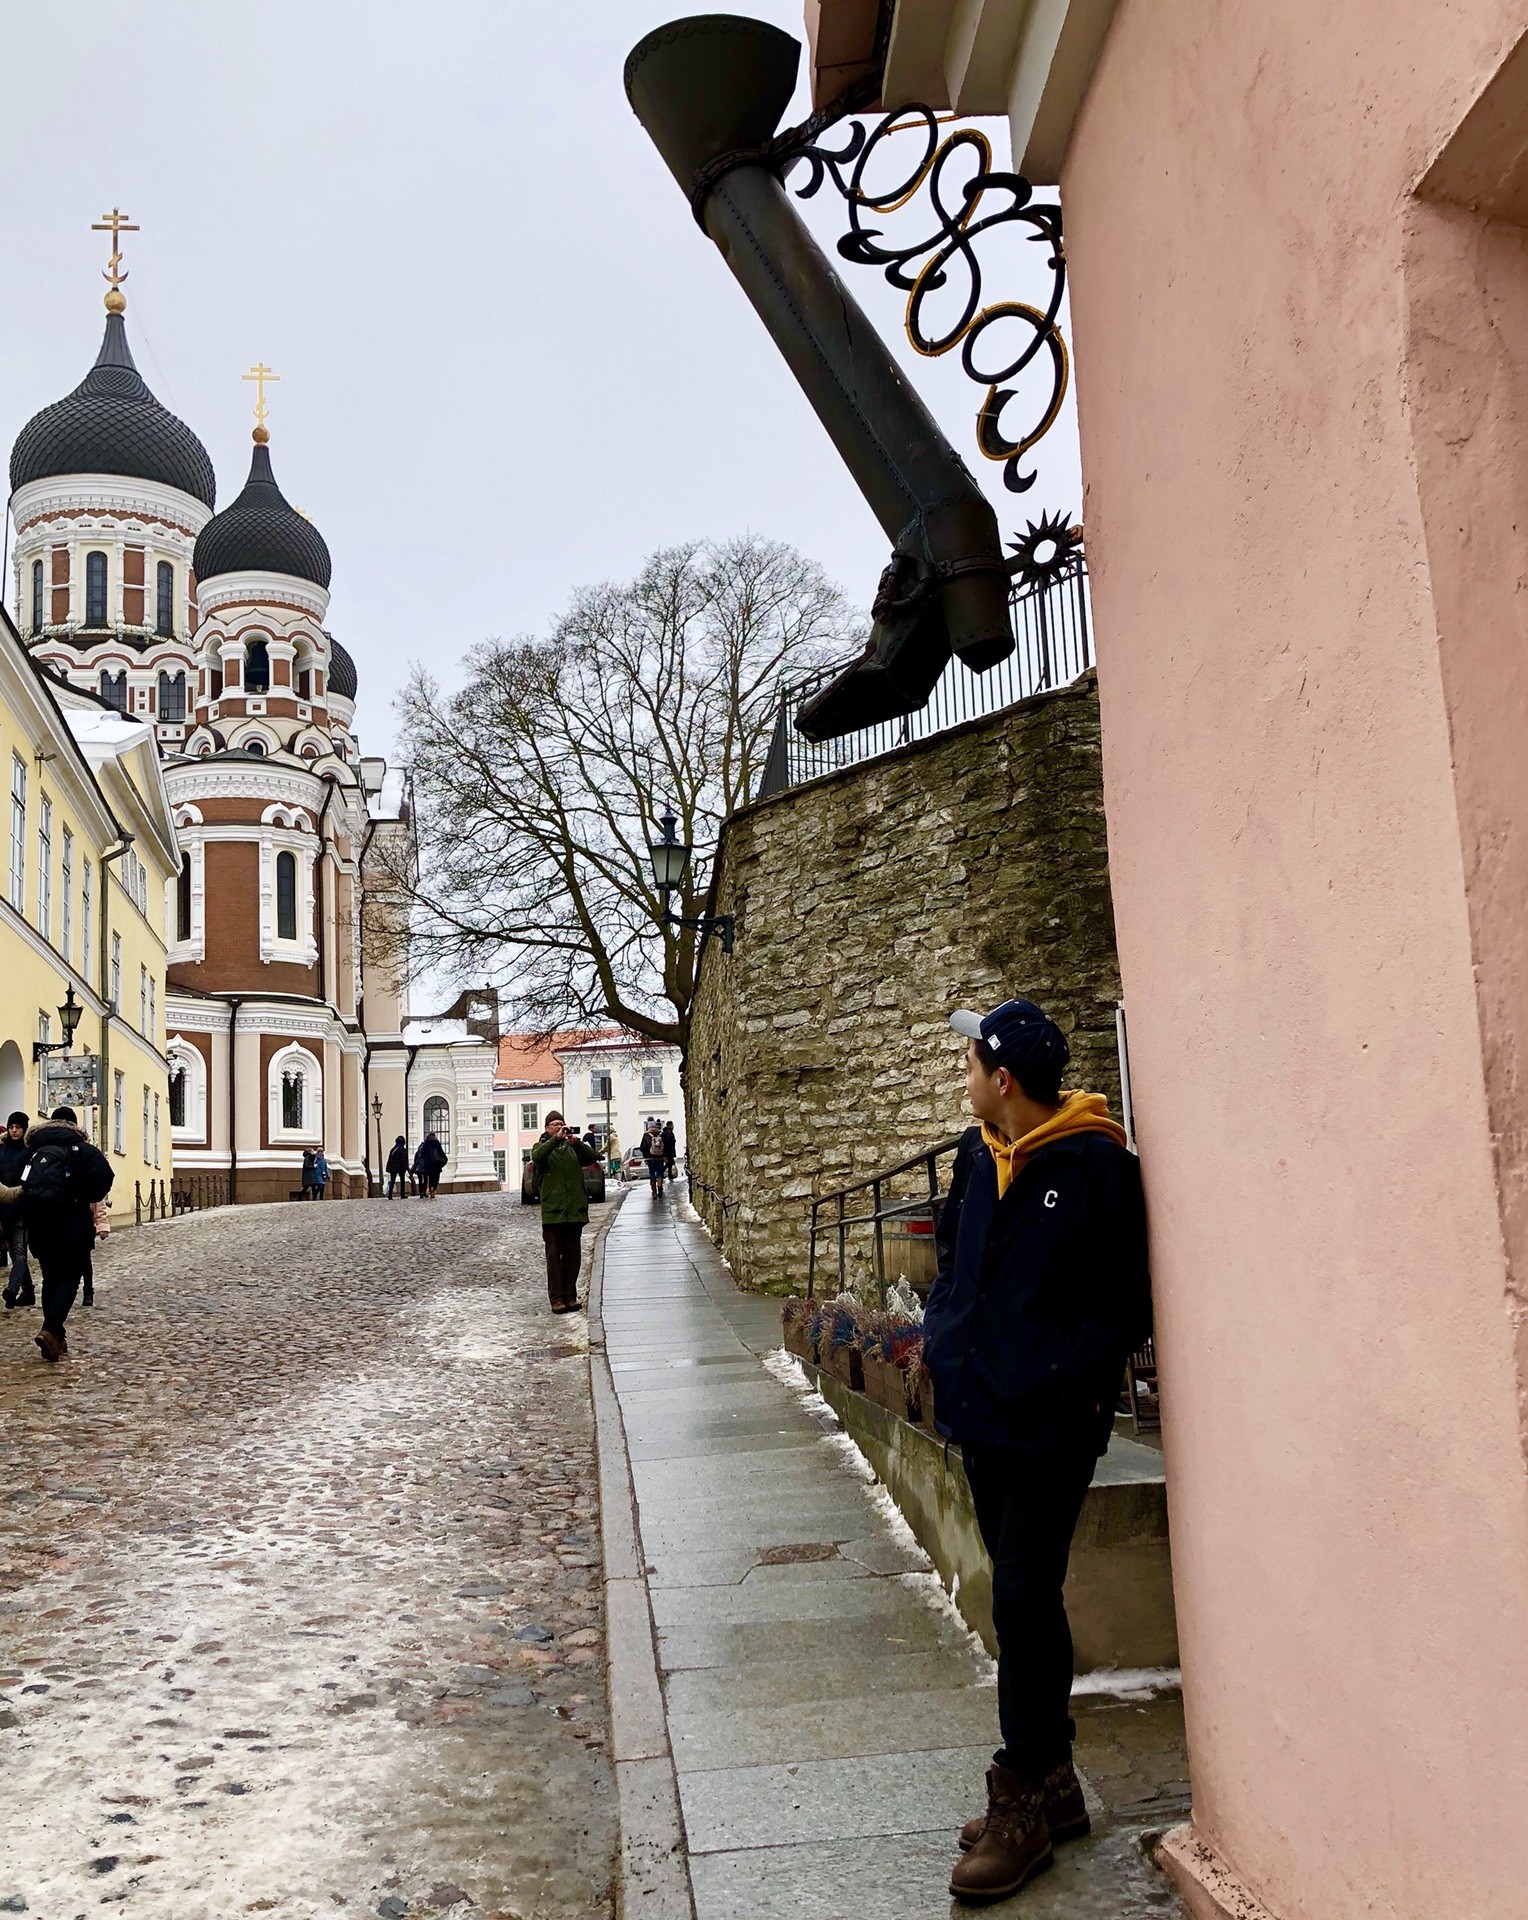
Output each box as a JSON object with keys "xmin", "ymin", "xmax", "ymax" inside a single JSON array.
[{"xmin": 685, "ymin": 672, "xmax": 1122, "ymax": 1293}]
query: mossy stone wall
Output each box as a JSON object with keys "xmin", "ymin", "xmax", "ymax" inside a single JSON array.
[{"xmin": 685, "ymin": 671, "xmax": 1122, "ymax": 1293}]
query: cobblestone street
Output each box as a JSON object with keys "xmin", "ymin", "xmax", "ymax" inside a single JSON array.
[{"xmin": 0, "ymin": 1194, "xmax": 616, "ymax": 1920}]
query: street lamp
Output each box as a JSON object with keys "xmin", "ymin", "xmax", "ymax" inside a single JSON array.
[
  {"xmin": 647, "ymin": 809, "xmax": 734, "ymax": 955},
  {"xmin": 371, "ymin": 1093, "xmax": 384, "ymax": 1196},
  {"xmin": 34, "ymin": 986, "xmax": 84, "ymax": 1062}
]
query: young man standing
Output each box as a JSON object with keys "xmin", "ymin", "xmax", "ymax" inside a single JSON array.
[
  {"xmin": 531, "ymin": 1111, "xmax": 598, "ymax": 1313},
  {"xmin": 0, "ymin": 1111, "xmax": 33, "ymax": 1309},
  {"xmin": 20, "ymin": 1105, "xmax": 114, "ymax": 1363},
  {"xmin": 924, "ymin": 998, "xmax": 1149, "ymax": 1903}
]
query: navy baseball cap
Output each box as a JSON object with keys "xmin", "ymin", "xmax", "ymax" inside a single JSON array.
[{"xmin": 949, "ymin": 998, "xmax": 1070, "ymax": 1075}]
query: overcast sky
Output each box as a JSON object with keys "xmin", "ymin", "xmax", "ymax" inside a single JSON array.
[{"xmin": 0, "ymin": 0, "xmax": 1081, "ymax": 760}]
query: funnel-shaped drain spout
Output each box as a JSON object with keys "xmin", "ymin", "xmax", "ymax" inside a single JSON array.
[{"xmin": 626, "ymin": 14, "xmax": 1013, "ymax": 742}]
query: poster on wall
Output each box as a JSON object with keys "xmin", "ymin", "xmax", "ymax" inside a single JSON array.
[{"xmin": 43, "ymin": 1053, "xmax": 102, "ymax": 1111}]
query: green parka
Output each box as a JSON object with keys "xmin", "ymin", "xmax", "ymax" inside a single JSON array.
[{"xmin": 531, "ymin": 1132, "xmax": 598, "ymax": 1225}]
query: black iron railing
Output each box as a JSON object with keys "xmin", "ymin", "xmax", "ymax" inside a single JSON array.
[
  {"xmin": 807, "ymin": 1137, "xmax": 964, "ymax": 1304},
  {"xmin": 758, "ymin": 551, "xmax": 1091, "ymax": 799}
]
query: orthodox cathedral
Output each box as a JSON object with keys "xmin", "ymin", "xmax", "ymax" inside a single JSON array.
[{"xmin": 4, "ymin": 224, "xmax": 497, "ymax": 1201}]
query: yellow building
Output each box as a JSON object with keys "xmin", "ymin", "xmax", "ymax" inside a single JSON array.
[{"xmin": 0, "ymin": 603, "xmax": 178, "ymax": 1220}]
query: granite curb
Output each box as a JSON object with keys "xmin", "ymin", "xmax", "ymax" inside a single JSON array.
[{"xmin": 588, "ymin": 1191, "xmax": 698, "ymax": 1920}]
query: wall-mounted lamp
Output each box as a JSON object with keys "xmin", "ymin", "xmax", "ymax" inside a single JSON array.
[
  {"xmin": 647, "ymin": 810, "xmax": 734, "ymax": 954},
  {"xmin": 34, "ymin": 985, "xmax": 85, "ymax": 1061}
]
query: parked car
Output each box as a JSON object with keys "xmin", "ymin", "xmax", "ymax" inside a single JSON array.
[{"xmin": 622, "ymin": 1148, "xmax": 649, "ymax": 1183}]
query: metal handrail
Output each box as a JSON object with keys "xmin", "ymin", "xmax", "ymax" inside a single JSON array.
[
  {"xmin": 758, "ymin": 552, "xmax": 1092, "ymax": 800},
  {"xmin": 808, "ymin": 1134, "xmax": 965, "ymax": 1304}
]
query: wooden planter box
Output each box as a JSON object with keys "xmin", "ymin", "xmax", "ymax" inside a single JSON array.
[
  {"xmin": 823, "ymin": 1343, "xmax": 865, "ymax": 1393},
  {"xmin": 781, "ymin": 1317, "xmax": 813, "ymax": 1363},
  {"xmin": 860, "ymin": 1352, "xmax": 901, "ymax": 1414}
]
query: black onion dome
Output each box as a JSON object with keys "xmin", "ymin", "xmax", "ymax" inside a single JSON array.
[
  {"xmin": 193, "ymin": 441, "xmax": 332, "ymax": 588},
  {"xmin": 9, "ymin": 312, "xmax": 216, "ymax": 506},
  {"xmin": 327, "ymin": 637, "xmax": 357, "ymax": 700}
]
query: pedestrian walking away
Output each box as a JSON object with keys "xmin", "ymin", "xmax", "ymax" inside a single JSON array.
[
  {"xmin": 639, "ymin": 1119, "xmax": 665, "ymax": 1197},
  {"xmin": 922, "ymin": 997, "xmax": 1150, "ymax": 1904},
  {"xmin": 385, "ymin": 1133, "xmax": 409, "ymax": 1198},
  {"xmin": 0, "ymin": 1109, "xmax": 33, "ymax": 1309},
  {"xmin": 300, "ymin": 1148, "xmax": 317, "ymax": 1200},
  {"xmin": 17, "ymin": 1105, "xmax": 115, "ymax": 1363},
  {"xmin": 413, "ymin": 1130, "xmax": 448, "ymax": 1199},
  {"xmin": 660, "ymin": 1118, "xmax": 677, "ymax": 1182},
  {"xmin": 313, "ymin": 1146, "xmax": 330, "ymax": 1200},
  {"xmin": 530, "ymin": 1109, "xmax": 597, "ymax": 1313}
]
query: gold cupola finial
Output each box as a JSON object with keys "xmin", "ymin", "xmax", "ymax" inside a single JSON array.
[
  {"xmin": 242, "ymin": 361, "xmax": 280, "ymax": 443},
  {"xmin": 91, "ymin": 206, "xmax": 138, "ymax": 312}
]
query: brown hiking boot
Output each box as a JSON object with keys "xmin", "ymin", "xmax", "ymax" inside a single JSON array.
[
  {"xmin": 960, "ymin": 1756, "xmax": 1090, "ymax": 1850},
  {"xmin": 35, "ymin": 1328, "xmax": 63, "ymax": 1362},
  {"xmin": 949, "ymin": 1764, "xmax": 1052, "ymax": 1903}
]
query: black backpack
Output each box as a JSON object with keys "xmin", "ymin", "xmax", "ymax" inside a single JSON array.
[{"xmin": 22, "ymin": 1140, "xmax": 78, "ymax": 1213}]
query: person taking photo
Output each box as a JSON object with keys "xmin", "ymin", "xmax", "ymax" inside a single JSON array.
[
  {"xmin": 924, "ymin": 997, "xmax": 1149, "ymax": 1904},
  {"xmin": 531, "ymin": 1110, "xmax": 597, "ymax": 1313}
]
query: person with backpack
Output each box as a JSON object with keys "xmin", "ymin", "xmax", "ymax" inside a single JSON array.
[
  {"xmin": 0, "ymin": 1110, "xmax": 34, "ymax": 1310},
  {"xmin": 385, "ymin": 1134, "xmax": 409, "ymax": 1198},
  {"xmin": 530, "ymin": 1111, "xmax": 597, "ymax": 1312},
  {"xmin": 413, "ymin": 1131, "xmax": 448, "ymax": 1199},
  {"xmin": 924, "ymin": 999, "xmax": 1149, "ymax": 1903},
  {"xmin": 20, "ymin": 1106, "xmax": 114, "ymax": 1363},
  {"xmin": 639, "ymin": 1120, "xmax": 665, "ymax": 1197},
  {"xmin": 312, "ymin": 1147, "xmax": 330, "ymax": 1200}
]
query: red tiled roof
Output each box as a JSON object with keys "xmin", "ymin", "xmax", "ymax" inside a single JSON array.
[{"xmin": 495, "ymin": 1029, "xmax": 621, "ymax": 1084}]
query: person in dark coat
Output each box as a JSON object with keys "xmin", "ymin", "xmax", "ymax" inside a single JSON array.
[
  {"xmin": 924, "ymin": 999, "xmax": 1149, "ymax": 1905},
  {"xmin": 385, "ymin": 1135, "xmax": 409, "ymax": 1198},
  {"xmin": 312, "ymin": 1148, "xmax": 330, "ymax": 1200},
  {"xmin": 639, "ymin": 1121, "xmax": 665, "ymax": 1197},
  {"xmin": 0, "ymin": 1111, "xmax": 33, "ymax": 1309},
  {"xmin": 530, "ymin": 1111, "xmax": 597, "ymax": 1311},
  {"xmin": 19, "ymin": 1106, "xmax": 114, "ymax": 1363},
  {"xmin": 413, "ymin": 1131, "xmax": 448, "ymax": 1199},
  {"xmin": 660, "ymin": 1120, "xmax": 677, "ymax": 1182},
  {"xmin": 300, "ymin": 1148, "xmax": 317, "ymax": 1200}
]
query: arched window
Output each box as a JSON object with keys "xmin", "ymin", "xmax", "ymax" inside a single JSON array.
[
  {"xmin": 282, "ymin": 1066, "xmax": 304, "ymax": 1130},
  {"xmin": 155, "ymin": 561, "xmax": 174, "ymax": 636},
  {"xmin": 176, "ymin": 853, "xmax": 192, "ymax": 942},
  {"xmin": 275, "ymin": 850, "xmax": 297, "ymax": 940},
  {"xmin": 422, "ymin": 1095, "xmax": 451, "ymax": 1156},
  {"xmin": 244, "ymin": 738, "xmax": 266, "ymax": 756},
  {"xmin": 168, "ymin": 1064, "xmax": 187, "ymax": 1130},
  {"xmin": 30, "ymin": 560, "xmax": 43, "ymax": 633},
  {"xmin": 85, "ymin": 551, "xmax": 108, "ymax": 627},
  {"xmin": 244, "ymin": 640, "xmax": 270, "ymax": 692},
  {"xmin": 99, "ymin": 670, "xmax": 127, "ymax": 713},
  {"xmin": 158, "ymin": 670, "xmax": 186, "ymax": 723}
]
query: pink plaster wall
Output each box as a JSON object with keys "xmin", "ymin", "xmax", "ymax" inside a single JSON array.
[{"xmin": 1062, "ymin": 5, "xmax": 1528, "ymax": 1913}]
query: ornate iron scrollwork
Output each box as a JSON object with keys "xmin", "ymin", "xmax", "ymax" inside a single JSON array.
[{"xmin": 786, "ymin": 107, "xmax": 1066, "ymax": 496}]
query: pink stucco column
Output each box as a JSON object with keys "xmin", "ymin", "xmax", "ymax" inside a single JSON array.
[{"xmin": 1062, "ymin": 6, "xmax": 1528, "ymax": 1915}]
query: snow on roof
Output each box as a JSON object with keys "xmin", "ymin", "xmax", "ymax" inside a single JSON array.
[{"xmin": 63, "ymin": 706, "xmax": 154, "ymax": 763}]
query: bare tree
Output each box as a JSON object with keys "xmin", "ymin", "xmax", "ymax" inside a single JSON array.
[{"xmin": 388, "ymin": 537, "xmax": 859, "ymax": 1056}]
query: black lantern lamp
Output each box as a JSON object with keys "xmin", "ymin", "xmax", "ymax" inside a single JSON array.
[
  {"xmin": 35, "ymin": 985, "xmax": 84, "ymax": 1061},
  {"xmin": 647, "ymin": 809, "xmax": 734, "ymax": 954}
]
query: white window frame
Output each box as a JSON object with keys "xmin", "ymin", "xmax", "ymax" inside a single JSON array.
[
  {"xmin": 139, "ymin": 964, "xmax": 148, "ymax": 1034},
  {"xmin": 111, "ymin": 932, "xmax": 121, "ymax": 1011},
  {"xmin": 421, "ymin": 1093, "xmax": 451, "ymax": 1157},
  {"xmin": 141, "ymin": 1083, "xmax": 150, "ymax": 1160},
  {"xmin": 259, "ymin": 827, "xmax": 317, "ymax": 966},
  {"xmin": 112, "ymin": 1069, "xmax": 125, "ymax": 1155},
  {"xmin": 148, "ymin": 973, "xmax": 156, "ymax": 1040},
  {"xmin": 267, "ymin": 1041, "xmax": 322, "ymax": 1143},
  {"xmin": 153, "ymin": 1091, "xmax": 161, "ymax": 1167},
  {"xmin": 518, "ymin": 1102, "xmax": 536, "ymax": 1132},
  {"xmin": 37, "ymin": 795, "xmax": 51, "ymax": 942},
  {"xmin": 61, "ymin": 826, "xmax": 73, "ymax": 966},
  {"xmin": 82, "ymin": 858, "xmax": 93, "ymax": 972},
  {"xmin": 166, "ymin": 1037, "xmax": 206, "ymax": 1142},
  {"xmin": 641, "ymin": 1065, "xmax": 665, "ymax": 1098},
  {"xmin": 9, "ymin": 754, "xmax": 25, "ymax": 913}
]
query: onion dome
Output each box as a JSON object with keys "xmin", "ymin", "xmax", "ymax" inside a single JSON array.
[
  {"xmin": 193, "ymin": 438, "xmax": 331, "ymax": 588},
  {"xmin": 9, "ymin": 311, "xmax": 216, "ymax": 505},
  {"xmin": 328, "ymin": 637, "xmax": 357, "ymax": 700}
]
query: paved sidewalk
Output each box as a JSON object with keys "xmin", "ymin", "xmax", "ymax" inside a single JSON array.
[{"xmin": 595, "ymin": 1188, "xmax": 1189, "ymax": 1920}]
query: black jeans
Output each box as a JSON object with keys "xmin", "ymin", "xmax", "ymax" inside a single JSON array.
[
  {"xmin": 31, "ymin": 1240, "xmax": 90, "ymax": 1337},
  {"xmin": 542, "ymin": 1223, "xmax": 583, "ymax": 1306},
  {"xmin": 962, "ymin": 1441, "xmax": 1098, "ymax": 1776},
  {"xmin": 2, "ymin": 1216, "xmax": 30, "ymax": 1297}
]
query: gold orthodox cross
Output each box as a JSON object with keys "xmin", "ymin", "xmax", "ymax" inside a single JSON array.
[
  {"xmin": 91, "ymin": 207, "xmax": 138, "ymax": 295},
  {"xmin": 243, "ymin": 362, "xmax": 280, "ymax": 441}
]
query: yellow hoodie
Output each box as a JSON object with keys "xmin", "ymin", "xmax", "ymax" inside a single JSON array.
[{"xmin": 980, "ymin": 1091, "xmax": 1128, "ymax": 1198}]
